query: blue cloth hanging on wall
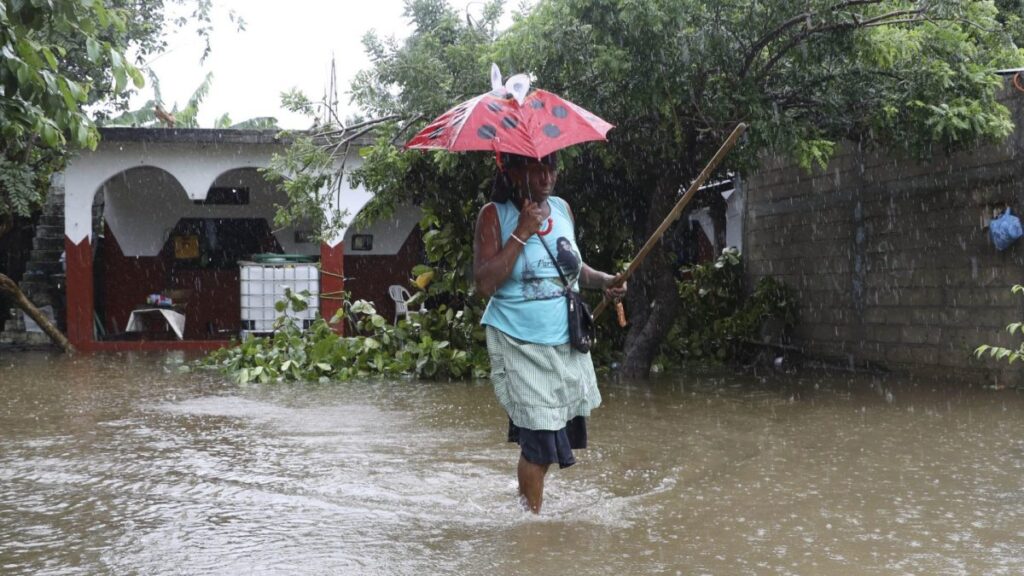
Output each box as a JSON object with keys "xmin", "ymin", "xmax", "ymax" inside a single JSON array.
[{"xmin": 990, "ymin": 207, "xmax": 1023, "ymax": 251}]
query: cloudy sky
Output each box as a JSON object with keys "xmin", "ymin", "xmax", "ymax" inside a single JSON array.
[{"xmin": 130, "ymin": 0, "xmax": 506, "ymax": 128}]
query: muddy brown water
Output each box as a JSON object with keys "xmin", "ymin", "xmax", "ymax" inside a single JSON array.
[{"xmin": 1, "ymin": 351, "xmax": 1023, "ymax": 575}]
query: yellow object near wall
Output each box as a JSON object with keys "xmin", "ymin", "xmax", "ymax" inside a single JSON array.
[{"xmin": 173, "ymin": 235, "xmax": 200, "ymax": 259}]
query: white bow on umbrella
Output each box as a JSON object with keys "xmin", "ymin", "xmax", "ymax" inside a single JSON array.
[{"xmin": 489, "ymin": 63, "xmax": 531, "ymax": 105}]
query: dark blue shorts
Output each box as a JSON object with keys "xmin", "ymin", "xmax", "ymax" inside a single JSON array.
[{"xmin": 507, "ymin": 416, "xmax": 588, "ymax": 469}]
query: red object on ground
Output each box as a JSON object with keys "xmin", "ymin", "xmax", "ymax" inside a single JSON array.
[{"xmin": 405, "ymin": 89, "xmax": 613, "ymax": 159}]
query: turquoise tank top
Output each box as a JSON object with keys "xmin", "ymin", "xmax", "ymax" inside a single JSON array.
[{"xmin": 480, "ymin": 196, "xmax": 583, "ymax": 345}]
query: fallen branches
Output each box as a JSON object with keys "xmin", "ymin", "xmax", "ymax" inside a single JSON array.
[{"xmin": 0, "ymin": 273, "xmax": 74, "ymax": 354}]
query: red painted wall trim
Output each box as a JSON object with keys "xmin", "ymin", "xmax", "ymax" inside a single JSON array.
[
  {"xmin": 64, "ymin": 236, "xmax": 94, "ymax": 348},
  {"xmin": 320, "ymin": 243, "xmax": 344, "ymax": 334}
]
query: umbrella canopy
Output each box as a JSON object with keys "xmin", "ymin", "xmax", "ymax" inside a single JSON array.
[{"xmin": 405, "ymin": 87, "xmax": 613, "ymax": 160}]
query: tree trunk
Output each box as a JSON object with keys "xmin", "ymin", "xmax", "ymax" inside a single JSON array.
[
  {"xmin": 620, "ymin": 174, "xmax": 686, "ymax": 379},
  {"xmin": 0, "ymin": 273, "xmax": 74, "ymax": 354},
  {"xmin": 621, "ymin": 258, "xmax": 681, "ymax": 378}
]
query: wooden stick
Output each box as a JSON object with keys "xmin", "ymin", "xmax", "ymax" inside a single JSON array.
[
  {"xmin": 0, "ymin": 273, "xmax": 75, "ymax": 354},
  {"xmin": 593, "ymin": 123, "xmax": 748, "ymax": 320}
]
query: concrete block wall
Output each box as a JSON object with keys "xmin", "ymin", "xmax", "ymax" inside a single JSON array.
[{"xmin": 744, "ymin": 90, "xmax": 1024, "ymax": 383}]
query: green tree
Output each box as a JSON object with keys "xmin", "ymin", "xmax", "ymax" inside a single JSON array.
[
  {"xmin": 103, "ymin": 71, "xmax": 279, "ymax": 129},
  {"xmin": 995, "ymin": 0, "xmax": 1024, "ymax": 48},
  {"xmin": 282, "ymin": 0, "xmax": 1023, "ymax": 377},
  {"xmin": 0, "ymin": 0, "xmax": 227, "ymax": 240},
  {"xmin": 261, "ymin": 0, "xmax": 494, "ymax": 246},
  {"xmin": 1, "ymin": 0, "xmax": 136, "ymax": 238},
  {"xmin": 493, "ymin": 0, "xmax": 1022, "ymax": 376}
]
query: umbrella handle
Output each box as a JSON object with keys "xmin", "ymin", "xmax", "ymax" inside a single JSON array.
[{"xmin": 592, "ymin": 122, "xmax": 748, "ymax": 321}]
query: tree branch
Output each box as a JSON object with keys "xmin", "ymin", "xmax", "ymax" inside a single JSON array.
[
  {"xmin": 753, "ymin": 7, "xmax": 928, "ymax": 83},
  {"xmin": 739, "ymin": 0, "xmax": 889, "ymax": 78},
  {"xmin": 740, "ymin": 12, "xmax": 815, "ymax": 78},
  {"xmin": 316, "ymin": 114, "xmax": 400, "ymax": 138},
  {"xmin": 391, "ymin": 113, "xmax": 425, "ymax": 146},
  {"xmin": 858, "ymin": 8, "xmax": 926, "ymax": 28},
  {"xmin": 0, "ymin": 273, "xmax": 74, "ymax": 354},
  {"xmin": 861, "ymin": 17, "xmax": 927, "ymax": 28}
]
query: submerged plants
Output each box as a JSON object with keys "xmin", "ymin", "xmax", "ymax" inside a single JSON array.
[{"xmin": 203, "ymin": 288, "xmax": 489, "ymax": 384}]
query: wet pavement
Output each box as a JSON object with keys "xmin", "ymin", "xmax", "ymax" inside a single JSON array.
[{"xmin": 1, "ymin": 351, "xmax": 1023, "ymax": 575}]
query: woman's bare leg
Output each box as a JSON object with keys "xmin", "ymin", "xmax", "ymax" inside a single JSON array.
[{"xmin": 517, "ymin": 454, "xmax": 550, "ymax": 513}]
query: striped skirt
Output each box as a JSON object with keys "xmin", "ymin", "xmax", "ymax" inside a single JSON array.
[{"xmin": 485, "ymin": 326, "xmax": 601, "ymax": 431}]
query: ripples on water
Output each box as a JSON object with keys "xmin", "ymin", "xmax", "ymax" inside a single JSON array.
[{"xmin": 1, "ymin": 351, "xmax": 1023, "ymax": 575}]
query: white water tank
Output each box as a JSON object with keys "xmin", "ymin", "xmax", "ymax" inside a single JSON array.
[{"xmin": 239, "ymin": 260, "xmax": 319, "ymax": 337}]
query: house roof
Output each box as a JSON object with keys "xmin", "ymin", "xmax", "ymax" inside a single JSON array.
[
  {"xmin": 97, "ymin": 127, "xmax": 378, "ymax": 147},
  {"xmin": 98, "ymin": 127, "xmax": 286, "ymax": 145}
]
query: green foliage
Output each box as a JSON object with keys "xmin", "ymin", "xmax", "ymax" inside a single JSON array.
[
  {"xmin": 0, "ymin": 0, "xmax": 219, "ymax": 237},
  {"xmin": 660, "ymin": 249, "xmax": 798, "ymax": 364},
  {"xmin": 168, "ymin": 71, "xmax": 213, "ymax": 128},
  {"xmin": 352, "ymin": 0, "xmax": 505, "ymax": 118},
  {"xmin": 0, "ymin": 154, "xmax": 39, "ymax": 222},
  {"xmin": 975, "ymin": 284, "xmax": 1024, "ymax": 365},
  {"xmin": 104, "ymin": 71, "xmax": 279, "ymax": 129},
  {"xmin": 0, "ymin": 0, "xmax": 133, "ymax": 234},
  {"xmin": 271, "ymin": 0, "xmax": 1023, "ymax": 374},
  {"xmin": 493, "ymin": 0, "xmax": 1023, "ymax": 247},
  {"xmin": 261, "ymin": 131, "xmax": 348, "ymax": 243},
  {"xmin": 995, "ymin": 0, "xmax": 1024, "ymax": 52},
  {"xmin": 264, "ymin": 0, "xmax": 504, "ymax": 244},
  {"xmin": 350, "ymin": 131, "xmax": 493, "ymax": 295},
  {"xmin": 1, "ymin": 0, "xmax": 143, "ymax": 152},
  {"xmin": 203, "ymin": 289, "xmax": 490, "ymax": 384}
]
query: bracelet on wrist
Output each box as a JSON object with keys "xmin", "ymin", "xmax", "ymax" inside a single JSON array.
[{"xmin": 509, "ymin": 233, "xmax": 527, "ymax": 246}]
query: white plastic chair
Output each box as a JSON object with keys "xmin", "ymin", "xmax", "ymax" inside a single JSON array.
[{"xmin": 388, "ymin": 285, "xmax": 423, "ymax": 324}]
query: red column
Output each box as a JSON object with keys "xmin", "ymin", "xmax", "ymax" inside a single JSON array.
[
  {"xmin": 64, "ymin": 237, "xmax": 94, "ymax": 349},
  {"xmin": 320, "ymin": 242, "xmax": 345, "ymax": 334}
]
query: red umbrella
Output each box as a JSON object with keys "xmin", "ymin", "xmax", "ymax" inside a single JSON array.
[{"xmin": 405, "ymin": 73, "xmax": 613, "ymax": 159}]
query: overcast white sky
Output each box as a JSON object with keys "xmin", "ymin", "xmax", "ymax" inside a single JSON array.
[{"xmin": 129, "ymin": 0, "xmax": 505, "ymax": 129}]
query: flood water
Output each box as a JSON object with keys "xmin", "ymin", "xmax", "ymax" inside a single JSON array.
[{"xmin": 1, "ymin": 351, "xmax": 1023, "ymax": 575}]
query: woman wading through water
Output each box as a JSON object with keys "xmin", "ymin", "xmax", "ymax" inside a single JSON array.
[{"xmin": 473, "ymin": 152, "xmax": 626, "ymax": 514}]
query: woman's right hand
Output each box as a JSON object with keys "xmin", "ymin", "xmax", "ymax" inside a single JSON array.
[{"xmin": 515, "ymin": 199, "xmax": 545, "ymax": 238}]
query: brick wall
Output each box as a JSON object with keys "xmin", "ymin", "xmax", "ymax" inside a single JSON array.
[{"xmin": 744, "ymin": 88, "xmax": 1024, "ymax": 383}]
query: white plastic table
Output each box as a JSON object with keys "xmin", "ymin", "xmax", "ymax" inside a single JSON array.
[{"xmin": 125, "ymin": 308, "xmax": 186, "ymax": 340}]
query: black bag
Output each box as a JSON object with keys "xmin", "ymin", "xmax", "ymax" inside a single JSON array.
[
  {"xmin": 566, "ymin": 288, "xmax": 596, "ymax": 353},
  {"xmin": 539, "ymin": 238, "xmax": 595, "ymax": 353}
]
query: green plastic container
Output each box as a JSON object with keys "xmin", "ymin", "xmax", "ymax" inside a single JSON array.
[{"xmin": 248, "ymin": 253, "xmax": 318, "ymax": 264}]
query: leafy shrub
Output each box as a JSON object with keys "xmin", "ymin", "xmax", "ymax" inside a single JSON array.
[
  {"xmin": 975, "ymin": 284, "xmax": 1024, "ymax": 365},
  {"xmin": 659, "ymin": 248, "xmax": 798, "ymax": 364},
  {"xmin": 203, "ymin": 289, "xmax": 489, "ymax": 384}
]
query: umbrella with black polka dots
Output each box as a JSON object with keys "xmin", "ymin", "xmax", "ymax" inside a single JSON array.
[{"xmin": 405, "ymin": 67, "xmax": 613, "ymax": 159}]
